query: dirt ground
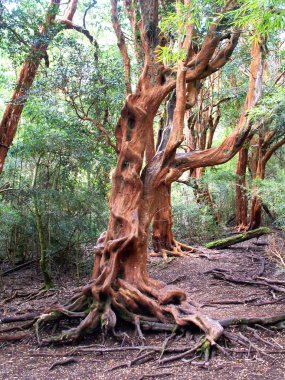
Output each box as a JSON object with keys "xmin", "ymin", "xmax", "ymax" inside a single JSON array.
[{"xmin": 1, "ymin": 233, "xmax": 285, "ymax": 380}]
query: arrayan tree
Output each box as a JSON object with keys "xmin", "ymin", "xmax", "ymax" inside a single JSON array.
[
  {"xmin": 235, "ymin": 40, "xmax": 285, "ymax": 230},
  {"xmin": 236, "ymin": 86, "xmax": 285, "ymax": 230},
  {"xmin": 36, "ymin": 0, "xmax": 260, "ymax": 344}
]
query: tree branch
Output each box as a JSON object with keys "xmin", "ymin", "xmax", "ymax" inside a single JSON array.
[
  {"xmin": 165, "ymin": 121, "xmax": 252, "ymax": 184},
  {"xmin": 263, "ymin": 136, "xmax": 285, "ymax": 163},
  {"xmin": 111, "ymin": 0, "xmax": 132, "ymax": 94},
  {"xmin": 198, "ymin": 31, "xmax": 240, "ymax": 79},
  {"xmin": 83, "ymin": 116, "xmax": 118, "ymax": 153}
]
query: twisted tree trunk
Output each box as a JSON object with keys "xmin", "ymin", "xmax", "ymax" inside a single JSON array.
[{"xmin": 36, "ymin": 1, "xmax": 248, "ymax": 345}]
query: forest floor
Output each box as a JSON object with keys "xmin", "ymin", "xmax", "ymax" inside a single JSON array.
[{"xmin": 1, "ymin": 232, "xmax": 285, "ymax": 380}]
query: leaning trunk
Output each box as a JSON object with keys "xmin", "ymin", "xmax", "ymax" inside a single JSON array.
[{"xmin": 0, "ymin": 0, "xmax": 81, "ymax": 174}]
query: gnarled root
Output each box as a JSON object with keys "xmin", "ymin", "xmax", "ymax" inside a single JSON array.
[
  {"xmin": 35, "ymin": 277, "xmax": 223, "ymax": 351},
  {"xmin": 150, "ymin": 240, "xmax": 196, "ymax": 259},
  {"xmin": 34, "ymin": 275, "xmax": 285, "ymax": 367}
]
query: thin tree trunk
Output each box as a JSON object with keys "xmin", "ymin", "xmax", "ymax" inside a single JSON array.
[
  {"xmin": 0, "ymin": 1, "xmax": 62, "ymax": 174},
  {"xmin": 32, "ymin": 160, "xmax": 53, "ymax": 289},
  {"xmin": 235, "ymin": 146, "xmax": 249, "ymax": 228},
  {"xmin": 235, "ymin": 38, "xmax": 265, "ymax": 229},
  {"xmin": 247, "ymin": 160, "xmax": 265, "ymax": 230}
]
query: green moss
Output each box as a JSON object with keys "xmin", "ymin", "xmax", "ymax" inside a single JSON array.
[{"xmin": 205, "ymin": 227, "xmax": 271, "ymax": 249}]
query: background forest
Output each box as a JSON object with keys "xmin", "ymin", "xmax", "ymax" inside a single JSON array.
[{"xmin": 0, "ymin": 0, "xmax": 284, "ymax": 286}]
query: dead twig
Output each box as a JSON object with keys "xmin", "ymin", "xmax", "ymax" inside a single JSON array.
[
  {"xmin": 49, "ymin": 357, "xmax": 78, "ymax": 371},
  {"xmin": 138, "ymin": 372, "xmax": 173, "ymax": 380}
]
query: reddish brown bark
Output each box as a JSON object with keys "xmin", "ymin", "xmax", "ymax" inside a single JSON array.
[
  {"xmin": 234, "ymin": 38, "xmax": 285, "ymax": 230},
  {"xmin": 235, "ymin": 39, "xmax": 265, "ymax": 229},
  {"xmin": 37, "ymin": 3, "xmax": 250, "ymax": 345}
]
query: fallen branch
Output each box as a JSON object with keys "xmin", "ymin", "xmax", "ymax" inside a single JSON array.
[
  {"xmin": 138, "ymin": 373, "xmax": 173, "ymax": 380},
  {"xmin": 0, "ymin": 313, "xmax": 38, "ymax": 323},
  {"xmin": 220, "ymin": 313, "xmax": 285, "ymax": 327},
  {"xmin": 1, "ymin": 259, "xmax": 38, "ymax": 277},
  {"xmin": 49, "ymin": 357, "xmax": 78, "ymax": 371},
  {"xmin": 205, "ymin": 227, "xmax": 271, "ymax": 249},
  {"xmin": 0, "ymin": 332, "xmax": 28, "ymax": 341}
]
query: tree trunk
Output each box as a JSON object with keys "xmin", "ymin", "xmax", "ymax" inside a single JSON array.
[
  {"xmin": 247, "ymin": 160, "xmax": 265, "ymax": 230},
  {"xmin": 32, "ymin": 159, "xmax": 53, "ymax": 289},
  {"xmin": 235, "ymin": 38, "xmax": 265, "ymax": 229},
  {"xmin": 235, "ymin": 146, "xmax": 249, "ymax": 228}
]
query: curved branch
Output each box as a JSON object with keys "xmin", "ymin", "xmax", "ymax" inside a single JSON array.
[
  {"xmin": 199, "ymin": 31, "xmax": 240, "ymax": 79},
  {"xmin": 263, "ymin": 136, "xmax": 285, "ymax": 164},
  {"xmin": 166, "ymin": 121, "xmax": 252, "ymax": 184},
  {"xmin": 83, "ymin": 116, "xmax": 118, "ymax": 153},
  {"xmin": 83, "ymin": 1, "xmax": 97, "ymax": 29},
  {"xmin": 59, "ymin": 19, "xmax": 97, "ymax": 46}
]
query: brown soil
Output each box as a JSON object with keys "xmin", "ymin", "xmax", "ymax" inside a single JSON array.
[{"xmin": 1, "ymin": 234, "xmax": 285, "ymax": 380}]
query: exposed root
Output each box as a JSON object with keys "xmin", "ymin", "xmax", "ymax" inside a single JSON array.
[
  {"xmin": 207, "ymin": 267, "xmax": 285, "ymax": 295},
  {"xmin": 33, "ymin": 275, "xmax": 285, "ymax": 366},
  {"xmin": 35, "ymin": 277, "xmax": 223, "ymax": 350},
  {"xmin": 150, "ymin": 240, "xmax": 196, "ymax": 259},
  {"xmin": 1, "ymin": 313, "xmax": 38, "ymax": 323}
]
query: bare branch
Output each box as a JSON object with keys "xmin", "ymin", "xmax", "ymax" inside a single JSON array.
[{"xmin": 83, "ymin": 116, "xmax": 118, "ymax": 153}]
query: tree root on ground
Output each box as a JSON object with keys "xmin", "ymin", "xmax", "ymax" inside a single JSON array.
[
  {"xmin": 29, "ymin": 276, "xmax": 285, "ymax": 367},
  {"xmin": 34, "ymin": 278, "xmax": 223, "ymax": 349},
  {"xmin": 206, "ymin": 266, "xmax": 285, "ymax": 296},
  {"xmin": 0, "ymin": 331, "xmax": 28, "ymax": 341},
  {"xmin": 150, "ymin": 240, "xmax": 196, "ymax": 259}
]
